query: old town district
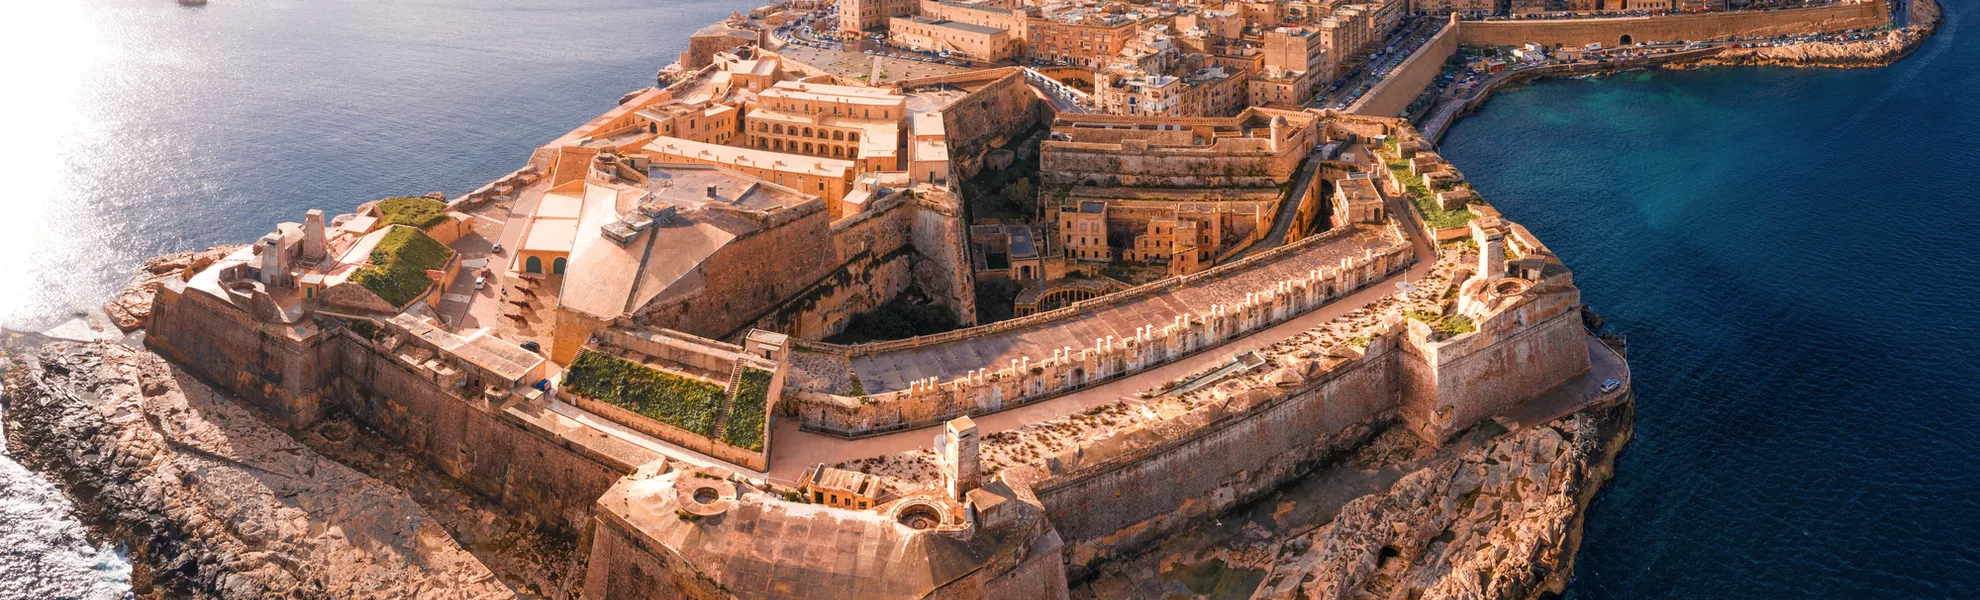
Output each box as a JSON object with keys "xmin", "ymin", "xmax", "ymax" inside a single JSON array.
[{"xmin": 130, "ymin": 0, "xmax": 1652, "ymax": 597}]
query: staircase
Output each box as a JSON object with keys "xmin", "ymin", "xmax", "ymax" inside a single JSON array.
[{"xmin": 710, "ymin": 356, "xmax": 748, "ymax": 439}]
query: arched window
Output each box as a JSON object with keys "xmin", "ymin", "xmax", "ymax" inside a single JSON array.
[
  {"xmin": 773, "ymin": 124, "xmax": 785, "ymax": 134},
  {"xmin": 833, "ymin": 131, "xmax": 845, "ymax": 141},
  {"xmin": 803, "ymin": 127, "xmax": 813, "ymax": 137},
  {"xmin": 848, "ymin": 132, "xmax": 859, "ymax": 142},
  {"xmin": 832, "ymin": 146, "xmax": 844, "ymax": 157},
  {"xmin": 525, "ymin": 256, "xmax": 543, "ymax": 274},
  {"xmin": 552, "ymin": 257, "xmax": 567, "ymax": 275},
  {"xmin": 803, "ymin": 142, "xmax": 814, "ymax": 154}
]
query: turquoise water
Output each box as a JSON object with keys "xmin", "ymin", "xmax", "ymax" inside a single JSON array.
[
  {"xmin": 1440, "ymin": 6, "xmax": 1980, "ymax": 596},
  {"xmin": 4, "ymin": 0, "xmax": 1979, "ymax": 596}
]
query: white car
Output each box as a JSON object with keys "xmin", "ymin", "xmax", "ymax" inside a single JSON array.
[{"xmin": 474, "ymin": 275, "xmax": 487, "ymax": 290}]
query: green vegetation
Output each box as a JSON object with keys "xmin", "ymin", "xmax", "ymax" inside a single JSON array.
[
  {"xmin": 1383, "ymin": 152, "xmax": 1476, "ymax": 230},
  {"xmin": 350, "ymin": 226, "xmax": 454, "ymax": 308},
  {"xmin": 375, "ymin": 196, "xmax": 452, "ymax": 230},
  {"xmin": 1405, "ymin": 308, "xmax": 1477, "ymax": 339},
  {"xmin": 562, "ymin": 349, "xmax": 725, "ymax": 436},
  {"xmin": 1432, "ymin": 314, "xmax": 1477, "ymax": 337},
  {"xmin": 722, "ymin": 368, "xmax": 773, "ymax": 451},
  {"xmin": 848, "ymin": 372, "xmax": 866, "ymax": 397}
]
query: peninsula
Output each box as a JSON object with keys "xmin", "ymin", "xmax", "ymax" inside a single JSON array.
[{"xmin": 2, "ymin": 0, "xmax": 1935, "ymax": 597}]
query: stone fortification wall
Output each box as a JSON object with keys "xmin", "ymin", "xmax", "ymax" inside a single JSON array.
[
  {"xmin": 910, "ymin": 191, "xmax": 978, "ymax": 326},
  {"xmin": 146, "ymin": 281, "xmax": 339, "ymax": 427},
  {"xmin": 1033, "ymin": 336, "xmax": 1405, "ymax": 574},
  {"xmin": 1456, "ymin": 0, "xmax": 1888, "ymax": 47},
  {"xmin": 1350, "ymin": 16, "xmax": 1459, "ymax": 118},
  {"xmin": 786, "ymin": 224, "xmax": 1412, "ymax": 437},
  {"xmin": 728, "ymin": 188, "xmax": 974, "ymax": 340},
  {"xmin": 147, "ymin": 287, "xmax": 646, "ymax": 533},
  {"xmin": 1399, "ymin": 280, "xmax": 1590, "ymax": 442},
  {"xmin": 633, "ymin": 201, "xmax": 838, "ymax": 341},
  {"xmin": 901, "ymin": 69, "xmax": 1055, "ymax": 180}
]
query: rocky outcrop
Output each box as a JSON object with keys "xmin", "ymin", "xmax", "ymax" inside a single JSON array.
[
  {"xmin": 1, "ymin": 342, "xmax": 515, "ymax": 599},
  {"xmin": 102, "ymin": 244, "xmax": 243, "ymax": 332},
  {"xmin": 1251, "ymin": 398, "xmax": 1633, "ymax": 600},
  {"xmin": 1688, "ymin": 0, "xmax": 1941, "ymax": 69}
]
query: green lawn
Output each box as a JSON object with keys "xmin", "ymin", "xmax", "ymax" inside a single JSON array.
[
  {"xmin": 351, "ymin": 226, "xmax": 453, "ymax": 308},
  {"xmin": 721, "ymin": 368, "xmax": 773, "ymax": 451},
  {"xmin": 375, "ymin": 196, "xmax": 452, "ymax": 230},
  {"xmin": 562, "ymin": 349, "xmax": 725, "ymax": 436}
]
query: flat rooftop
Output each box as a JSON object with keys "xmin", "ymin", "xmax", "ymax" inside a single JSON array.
[{"xmin": 648, "ymin": 164, "xmax": 815, "ymax": 213}]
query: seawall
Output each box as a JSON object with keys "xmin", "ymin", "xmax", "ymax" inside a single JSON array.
[
  {"xmin": 1457, "ymin": 0, "xmax": 1889, "ymax": 48},
  {"xmin": 1351, "ymin": 16, "xmax": 1461, "ymax": 118}
]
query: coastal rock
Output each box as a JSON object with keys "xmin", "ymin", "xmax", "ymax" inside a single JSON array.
[
  {"xmin": 1, "ymin": 342, "xmax": 515, "ymax": 599},
  {"xmin": 1689, "ymin": 0, "xmax": 1940, "ymax": 69},
  {"xmin": 102, "ymin": 245, "xmax": 244, "ymax": 332},
  {"xmin": 1250, "ymin": 400, "xmax": 1633, "ymax": 600}
]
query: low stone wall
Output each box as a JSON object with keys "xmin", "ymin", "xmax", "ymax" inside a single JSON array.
[
  {"xmin": 1457, "ymin": 0, "xmax": 1888, "ymax": 48},
  {"xmin": 564, "ymin": 391, "xmax": 768, "ymax": 472}
]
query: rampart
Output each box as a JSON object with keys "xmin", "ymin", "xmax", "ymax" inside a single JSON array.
[
  {"xmin": 1457, "ymin": 0, "xmax": 1888, "ymax": 48},
  {"xmin": 782, "ymin": 221, "xmax": 1412, "ymax": 437},
  {"xmin": 897, "ymin": 69, "xmax": 1056, "ymax": 180},
  {"xmin": 1350, "ymin": 16, "xmax": 1460, "ymax": 118},
  {"xmin": 1032, "ymin": 335, "xmax": 1405, "ymax": 573},
  {"xmin": 147, "ymin": 283, "xmax": 647, "ymax": 533}
]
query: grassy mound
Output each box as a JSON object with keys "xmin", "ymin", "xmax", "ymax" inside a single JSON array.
[
  {"xmin": 562, "ymin": 350, "xmax": 724, "ymax": 436},
  {"xmin": 351, "ymin": 226, "xmax": 454, "ymax": 308},
  {"xmin": 376, "ymin": 196, "xmax": 452, "ymax": 230},
  {"xmin": 722, "ymin": 368, "xmax": 773, "ymax": 451}
]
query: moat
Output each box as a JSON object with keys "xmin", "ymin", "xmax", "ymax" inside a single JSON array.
[{"xmin": 1, "ymin": 0, "xmax": 1971, "ymax": 598}]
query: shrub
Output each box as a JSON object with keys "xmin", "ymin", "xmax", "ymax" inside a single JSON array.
[
  {"xmin": 722, "ymin": 368, "xmax": 773, "ymax": 451},
  {"xmin": 350, "ymin": 227, "xmax": 454, "ymax": 308},
  {"xmin": 562, "ymin": 349, "xmax": 725, "ymax": 436},
  {"xmin": 1432, "ymin": 314, "xmax": 1476, "ymax": 338},
  {"xmin": 376, "ymin": 197, "xmax": 452, "ymax": 230}
]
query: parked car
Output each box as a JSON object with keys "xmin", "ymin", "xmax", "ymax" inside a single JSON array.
[
  {"xmin": 474, "ymin": 275, "xmax": 487, "ymax": 290},
  {"xmin": 1600, "ymin": 379, "xmax": 1622, "ymax": 393}
]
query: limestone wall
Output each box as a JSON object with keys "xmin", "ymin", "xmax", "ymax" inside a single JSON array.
[
  {"xmin": 1033, "ymin": 337, "xmax": 1403, "ymax": 575},
  {"xmin": 633, "ymin": 202, "xmax": 839, "ymax": 340},
  {"xmin": 787, "ymin": 228, "xmax": 1413, "ymax": 436},
  {"xmin": 146, "ymin": 282, "xmax": 339, "ymax": 427},
  {"xmin": 1350, "ymin": 16, "xmax": 1459, "ymax": 118},
  {"xmin": 912, "ymin": 69, "xmax": 1055, "ymax": 180},
  {"xmin": 1398, "ymin": 282, "xmax": 1591, "ymax": 442},
  {"xmin": 1456, "ymin": 0, "xmax": 1888, "ymax": 47}
]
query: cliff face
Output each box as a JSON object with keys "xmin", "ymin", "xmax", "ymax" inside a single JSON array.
[
  {"xmin": 1251, "ymin": 398, "xmax": 1633, "ymax": 600},
  {"xmin": 1, "ymin": 342, "xmax": 515, "ymax": 600}
]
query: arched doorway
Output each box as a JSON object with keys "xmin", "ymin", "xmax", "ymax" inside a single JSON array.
[
  {"xmin": 1620, "ymin": 34, "xmax": 1634, "ymax": 46},
  {"xmin": 552, "ymin": 257, "xmax": 567, "ymax": 275},
  {"xmin": 525, "ymin": 256, "xmax": 543, "ymax": 274}
]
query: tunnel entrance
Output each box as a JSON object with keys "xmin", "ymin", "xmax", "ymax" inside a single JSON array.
[{"xmin": 1620, "ymin": 34, "xmax": 1634, "ymax": 46}]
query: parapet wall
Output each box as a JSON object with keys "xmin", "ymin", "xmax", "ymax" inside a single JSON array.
[
  {"xmin": 1400, "ymin": 281, "xmax": 1591, "ymax": 442},
  {"xmin": 1457, "ymin": 0, "xmax": 1888, "ymax": 47}
]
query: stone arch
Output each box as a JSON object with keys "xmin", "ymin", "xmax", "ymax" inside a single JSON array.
[
  {"xmin": 553, "ymin": 257, "xmax": 567, "ymax": 275},
  {"xmin": 1620, "ymin": 34, "xmax": 1634, "ymax": 45},
  {"xmin": 525, "ymin": 256, "xmax": 543, "ymax": 274},
  {"xmin": 832, "ymin": 131, "xmax": 845, "ymax": 141},
  {"xmin": 832, "ymin": 146, "xmax": 844, "ymax": 158},
  {"xmin": 803, "ymin": 127, "xmax": 813, "ymax": 137},
  {"xmin": 803, "ymin": 142, "xmax": 814, "ymax": 154},
  {"xmin": 773, "ymin": 124, "xmax": 785, "ymax": 134}
]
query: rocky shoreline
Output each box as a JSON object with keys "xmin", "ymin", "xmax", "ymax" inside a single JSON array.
[
  {"xmin": 1, "ymin": 341, "xmax": 516, "ymax": 599},
  {"xmin": 1685, "ymin": 0, "xmax": 1942, "ymax": 69}
]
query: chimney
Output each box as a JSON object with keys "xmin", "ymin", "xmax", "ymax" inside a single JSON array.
[
  {"xmin": 303, "ymin": 209, "xmax": 327, "ymax": 261},
  {"xmin": 706, "ymin": 185, "xmax": 720, "ymax": 199}
]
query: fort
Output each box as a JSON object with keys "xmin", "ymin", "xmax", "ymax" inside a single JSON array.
[{"xmin": 15, "ymin": 0, "xmax": 1943, "ymax": 597}]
